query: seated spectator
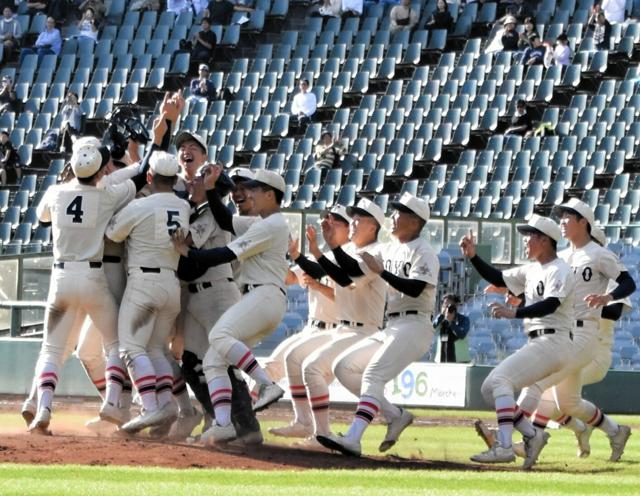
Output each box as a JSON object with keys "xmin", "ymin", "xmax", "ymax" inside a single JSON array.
[
  {"xmin": 552, "ymin": 33, "xmax": 571, "ymax": 66},
  {"xmin": 59, "ymin": 91, "xmax": 82, "ymax": 152},
  {"xmin": 0, "ymin": 131, "xmax": 21, "ymax": 183},
  {"xmin": 291, "ymin": 78, "xmax": 316, "ymax": 131},
  {"xmin": 505, "ymin": 99, "xmax": 532, "ymax": 136},
  {"xmin": 205, "ymin": 0, "xmax": 253, "ymax": 25},
  {"xmin": 167, "ymin": 0, "xmax": 191, "ymax": 14},
  {"xmin": 309, "ymin": 129, "xmax": 345, "ymax": 172},
  {"xmin": 191, "ymin": 18, "xmax": 216, "ymax": 64},
  {"xmin": 78, "ymin": 0, "xmax": 106, "ymax": 22},
  {"xmin": 341, "ymin": 0, "xmax": 362, "ymax": 17},
  {"xmin": 19, "ymin": 17, "xmax": 61, "ymax": 65},
  {"xmin": 314, "ymin": 0, "xmax": 341, "ymax": 18},
  {"xmin": 390, "ymin": 0, "xmax": 418, "ymax": 34},
  {"xmin": 517, "ymin": 16, "xmax": 538, "ymax": 50},
  {"xmin": 128, "ymin": 0, "xmax": 160, "ymax": 11},
  {"xmin": 433, "ymin": 294, "xmax": 470, "ymax": 363},
  {"xmin": 0, "ymin": 75, "xmax": 17, "ymax": 114},
  {"xmin": 26, "ymin": 0, "xmax": 47, "ymax": 16},
  {"xmin": 594, "ymin": 0, "xmax": 625, "ymax": 24},
  {"xmin": 77, "ymin": 8, "xmax": 98, "ymax": 41},
  {"xmin": 501, "ymin": 16, "xmax": 519, "ymax": 51},
  {"xmin": 189, "ymin": 63, "xmax": 217, "ymax": 103},
  {"xmin": 520, "ymin": 34, "xmax": 545, "ymax": 65},
  {"xmin": 500, "ymin": 0, "xmax": 534, "ymax": 22},
  {"xmin": 0, "ymin": 6, "xmax": 22, "ymax": 53},
  {"xmin": 425, "ymin": 0, "xmax": 452, "ymax": 32},
  {"xmin": 589, "ymin": 11, "xmax": 612, "ymax": 50}
]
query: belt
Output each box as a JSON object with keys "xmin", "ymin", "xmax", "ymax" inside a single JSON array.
[
  {"xmin": 102, "ymin": 255, "xmax": 122, "ymax": 264},
  {"xmin": 528, "ymin": 329, "xmax": 556, "ymax": 339},
  {"xmin": 243, "ymin": 284, "xmax": 286, "ymax": 297},
  {"xmin": 188, "ymin": 278, "xmax": 234, "ymax": 293},
  {"xmin": 130, "ymin": 267, "xmax": 175, "ymax": 274},
  {"xmin": 388, "ymin": 310, "xmax": 420, "ymax": 318},
  {"xmin": 576, "ymin": 320, "xmax": 584, "ymax": 327},
  {"xmin": 310, "ymin": 319, "xmax": 334, "ymax": 330},
  {"xmin": 54, "ymin": 261, "xmax": 102, "ymax": 269},
  {"xmin": 340, "ymin": 320, "xmax": 365, "ymax": 327}
]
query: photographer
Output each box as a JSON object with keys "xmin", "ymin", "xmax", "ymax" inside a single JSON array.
[
  {"xmin": 0, "ymin": 75, "xmax": 17, "ymax": 114},
  {"xmin": 59, "ymin": 91, "xmax": 82, "ymax": 153},
  {"xmin": 433, "ymin": 294, "xmax": 470, "ymax": 363},
  {"xmin": 77, "ymin": 8, "xmax": 98, "ymax": 41}
]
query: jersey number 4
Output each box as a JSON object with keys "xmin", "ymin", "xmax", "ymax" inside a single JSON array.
[
  {"xmin": 166, "ymin": 210, "xmax": 181, "ymax": 235},
  {"xmin": 66, "ymin": 196, "xmax": 84, "ymax": 223}
]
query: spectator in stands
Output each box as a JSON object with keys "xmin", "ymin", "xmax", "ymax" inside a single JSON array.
[
  {"xmin": 593, "ymin": 0, "xmax": 626, "ymax": 24},
  {"xmin": 500, "ymin": 0, "xmax": 534, "ymax": 22},
  {"xmin": 0, "ymin": 6, "xmax": 22, "ymax": 54},
  {"xmin": 519, "ymin": 34, "xmax": 546, "ymax": 65},
  {"xmin": 309, "ymin": 129, "xmax": 345, "ymax": 173},
  {"xmin": 0, "ymin": 130, "xmax": 21, "ymax": 183},
  {"xmin": 517, "ymin": 16, "xmax": 538, "ymax": 50},
  {"xmin": 191, "ymin": 18, "xmax": 216, "ymax": 64},
  {"xmin": 59, "ymin": 91, "xmax": 82, "ymax": 153},
  {"xmin": 0, "ymin": 75, "xmax": 17, "ymax": 114},
  {"xmin": 291, "ymin": 78, "xmax": 316, "ymax": 132},
  {"xmin": 504, "ymin": 99, "xmax": 533, "ymax": 136},
  {"xmin": 26, "ymin": 0, "xmax": 47, "ymax": 16},
  {"xmin": 551, "ymin": 33, "xmax": 571, "ymax": 66},
  {"xmin": 78, "ymin": 0, "xmax": 106, "ymax": 22},
  {"xmin": 314, "ymin": 0, "xmax": 341, "ymax": 18},
  {"xmin": 433, "ymin": 294, "xmax": 470, "ymax": 363},
  {"xmin": 341, "ymin": 0, "xmax": 363, "ymax": 17},
  {"xmin": 30, "ymin": 0, "xmax": 67, "ymax": 24},
  {"xmin": 425, "ymin": 0, "xmax": 453, "ymax": 32},
  {"xmin": 129, "ymin": 0, "xmax": 160, "ymax": 11},
  {"xmin": 19, "ymin": 17, "xmax": 61, "ymax": 65},
  {"xmin": 189, "ymin": 63, "xmax": 217, "ymax": 103},
  {"xmin": 589, "ymin": 11, "xmax": 612, "ymax": 50},
  {"xmin": 77, "ymin": 8, "xmax": 98, "ymax": 41},
  {"xmin": 389, "ymin": 0, "xmax": 418, "ymax": 34},
  {"xmin": 168, "ymin": 0, "xmax": 193, "ymax": 14},
  {"xmin": 501, "ymin": 16, "xmax": 519, "ymax": 51},
  {"xmin": 205, "ymin": 0, "xmax": 254, "ymax": 25}
]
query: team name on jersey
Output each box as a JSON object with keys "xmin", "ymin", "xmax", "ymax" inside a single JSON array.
[{"xmin": 384, "ymin": 259, "xmax": 412, "ymax": 277}]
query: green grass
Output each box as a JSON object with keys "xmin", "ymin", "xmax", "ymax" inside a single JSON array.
[{"xmin": 1, "ymin": 410, "xmax": 639, "ymax": 496}]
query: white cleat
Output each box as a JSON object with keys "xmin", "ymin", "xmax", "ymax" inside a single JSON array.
[
  {"xmin": 99, "ymin": 402, "xmax": 130, "ymax": 427},
  {"xmin": 522, "ymin": 428, "xmax": 550, "ymax": 470},
  {"xmin": 21, "ymin": 398, "xmax": 36, "ymax": 427},
  {"xmin": 201, "ymin": 422, "xmax": 237, "ymax": 446},
  {"xmin": 379, "ymin": 408, "xmax": 414, "ymax": 452},
  {"xmin": 28, "ymin": 408, "xmax": 52, "ymax": 435},
  {"xmin": 121, "ymin": 403, "xmax": 178, "ymax": 434},
  {"xmin": 609, "ymin": 425, "xmax": 631, "ymax": 462},
  {"xmin": 470, "ymin": 443, "xmax": 516, "ymax": 464},
  {"xmin": 85, "ymin": 417, "xmax": 118, "ymax": 436},
  {"xmin": 238, "ymin": 430, "xmax": 264, "ymax": 446},
  {"xmin": 169, "ymin": 409, "xmax": 204, "ymax": 441},
  {"xmin": 268, "ymin": 422, "xmax": 313, "ymax": 439},
  {"xmin": 316, "ymin": 433, "xmax": 361, "ymax": 457},
  {"xmin": 576, "ymin": 425, "xmax": 593, "ymax": 459},
  {"xmin": 292, "ymin": 436, "xmax": 325, "ymax": 450},
  {"xmin": 253, "ymin": 383, "xmax": 285, "ymax": 412}
]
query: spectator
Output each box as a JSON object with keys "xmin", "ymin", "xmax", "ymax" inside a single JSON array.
[
  {"xmin": 341, "ymin": 0, "xmax": 362, "ymax": 17},
  {"xmin": 59, "ymin": 91, "xmax": 82, "ymax": 152},
  {"xmin": 309, "ymin": 129, "xmax": 345, "ymax": 172},
  {"xmin": 19, "ymin": 17, "xmax": 61, "ymax": 66},
  {"xmin": 520, "ymin": 34, "xmax": 546, "ymax": 65},
  {"xmin": 168, "ymin": 0, "xmax": 192, "ymax": 14},
  {"xmin": 0, "ymin": 75, "xmax": 17, "ymax": 114},
  {"xmin": 517, "ymin": 16, "xmax": 538, "ymax": 50},
  {"xmin": 425, "ymin": 0, "xmax": 453, "ymax": 32},
  {"xmin": 78, "ymin": 0, "xmax": 106, "ymax": 22},
  {"xmin": 551, "ymin": 33, "xmax": 571, "ymax": 66},
  {"xmin": 314, "ymin": 0, "xmax": 341, "ymax": 18},
  {"xmin": 77, "ymin": 8, "xmax": 98, "ymax": 41},
  {"xmin": 0, "ymin": 6, "xmax": 22, "ymax": 53},
  {"xmin": 26, "ymin": 0, "xmax": 47, "ymax": 16},
  {"xmin": 594, "ymin": 0, "xmax": 625, "ymax": 23},
  {"xmin": 128, "ymin": 0, "xmax": 160, "ymax": 11},
  {"xmin": 0, "ymin": 130, "xmax": 21, "ymax": 183},
  {"xmin": 505, "ymin": 99, "xmax": 532, "ymax": 136},
  {"xmin": 291, "ymin": 78, "xmax": 316, "ymax": 131},
  {"xmin": 390, "ymin": 0, "xmax": 418, "ymax": 34},
  {"xmin": 189, "ymin": 63, "xmax": 217, "ymax": 103},
  {"xmin": 589, "ymin": 11, "xmax": 612, "ymax": 50},
  {"xmin": 500, "ymin": 0, "xmax": 534, "ymax": 22},
  {"xmin": 501, "ymin": 16, "xmax": 519, "ymax": 50},
  {"xmin": 205, "ymin": 0, "xmax": 253, "ymax": 25},
  {"xmin": 433, "ymin": 294, "xmax": 470, "ymax": 363},
  {"xmin": 191, "ymin": 18, "xmax": 216, "ymax": 64}
]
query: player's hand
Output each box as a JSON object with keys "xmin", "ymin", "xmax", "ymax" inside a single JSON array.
[
  {"xmin": 170, "ymin": 332, "xmax": 184, "ymax": 361},
  {"xmin": 489, "ymin": 302, "xmax": 516, "ymax": 319},
  {"xmin": 459, "ymin": 228, "xmax": 477, "ymax": 258},
  {"xmin": 302, "ymin": 273, "xmax": 320, "ymax": 289},
  {"xmin": 584, "ymin": 293, "xmax": 613, "ymax": 309},
  {"xmin": 306, "ymin": 225, "xmax": 322, "ymax": 259},
  {"xmin": 171, "ymin": 228, "xmax": 190, "ymax": 257},
  {"xmin": 361, "ymin": 252, "xmax": 383, "ymax": 274},
  {"xmin": 505, "ymin": 293, "xmax": 523, "ymax": 307},
  {"xmin": 203, "ymin": 163, "xmax": 222, "ymax": 190},
  {"xmin": 321, "ymin": 217, "xmax": 339, "ymax": 248},
  {"xmin": 484, "ymin": 284, "xmax": 508, "ymax": 295},
  {"xmin": 288, "ymin": 235, "xmax": 300, "ymax": 260},
  {"xmin": 160, "ymin": 90, "xmax": 184, "ymax": 122},
  {"xmin": 152, "ymin": 111, "xmax": 169, "ymax": 146}
]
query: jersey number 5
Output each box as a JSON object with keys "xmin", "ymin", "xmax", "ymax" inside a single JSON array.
[
  {"xmin": 166, "ymin": 210, "xmax": 181, "ymax": 235},
  {"xmin": 66, "ymin": 196, "xmax": 84, "ymax": 223}
]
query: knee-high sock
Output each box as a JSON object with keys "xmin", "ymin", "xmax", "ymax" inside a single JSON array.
[
  {"xmin": 586, "ymin": 408, "xmax": 619, "ymax": 437},
  {"xmin": 208, "ymin": 375, "xmax": 232, "ymax": 427},
  {"xmin": 105, "ymin": 355, "xmax": 126, "ymax": 407},
  {"xmin": 170, "ymin": 358, "xmax": 193, "ymax": 414},
  {"xmin": 514, "ymin": 406, "xmax": 536, "ymax": 438},
  {"xmin": 226, "ymin": 342, "xmax": 271, "ymax": 386},
  {"xmin": 346, "ymin": 395, "xmax": 380, "ymax": 442},
  {"xmin": 495, "ymin": 395, "xmax": 516, "ymax": 448},
  {"xmin": 126, "ymin": 355, "xmax": 158, "ymax": 412},
  {"xmin": 150, "ymin": 355, "xmax": 174, "ymax": 408},
  {"xmin": 79, "ymin": 360, "xmax": 106, "ymax": 399},
  {"xmin": 556, "ymin": 414, "xmax": 587, "ymax": 434},
  {"xmin": 36, "ymin": 362, "xmax": 59, "ymax": 413},
  {"xmin": 121, "ymin": 377, "xmax": 133, "ymax": 410},
  {"xmin": 289, "ymin": 384, "xmax": 313, "ymax": 426}
]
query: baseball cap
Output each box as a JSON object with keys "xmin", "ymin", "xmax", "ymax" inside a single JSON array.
[
  {"xmin": 229, "ymin": 167, "xmax": 254, "ymax": 183},
  {"xmin": 321, "ymin": 204, "xmax": 349, "ymax": 224},
  {"xmin": 175, "ymin": 131, "xmax": 207, "ymax": 154},
  {"xmin": 591, "ymin": 226, "xmax": 606, "ymax": 247},
  {"xmin": 516, "ymin": 214, "xmax": 561, "ymax": 242},
  {"xmin": 243, "ymin": 169, "xmax": 286, "ymax": 193},
  {"xmin": 503, "ymin": 15, "xmax": 517, "ymax": 25},
  {"xmin": 150, "ymin": 151, "xmax": 180, "ymax": 177},
  {"xmin": 70, "ymin": 144, "xmax": 103, "ymax": 178},
  {"xmin": 553, "ymin": 198, "xmax": 595, "ymax": 227},
  {"xmin": 199, "ymin": 63, "xmax": 209, "ymax": 71},
  {"xmin": 73, "ymin": 136, "xmax": 102, "ymax": 152},
  {"xmin": 391, "ymin": 192, "xmax": 430, "ymax": 222},
  {"xmin": 346, "ymin": 197, "xmax": 386, "ymax": 227}
]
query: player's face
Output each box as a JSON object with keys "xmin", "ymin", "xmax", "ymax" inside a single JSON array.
[
  {"xmin": 559, "ymin": 213, "xmax": 584, "ymax": 241},
  {"xmin": 178, "ymin": 141, "xmax": 207, "ymax": 180},
  {"xmin": 524, "ymin": 233, "xmax": 545, "ymax": 260},
  {"xmin": 391, "ymin": 210, "xmax": 415, "ymax": 237},
  {"xmin": 232, "ymin": 182, "xmax": 254, "ymax": 215},
  {"xmin": 245, "ymin": 186, "xmax": 269, "ymax": 215},
  {"xmin": 350, "ymin": 214, "xmax": 377, "ymax": 244},
  {"xmin": 329, "ymin": 215, "xmax": 350, "ymax": 244}
]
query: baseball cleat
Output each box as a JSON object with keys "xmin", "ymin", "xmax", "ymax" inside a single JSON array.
[
  {"xmin": 513, "ymin": 441, "xmax": 526, "ymax": 458},
  {"xmin": 201, "ymin": 422, "xmax": 237, "ymax": 446},
  {"xmin": 292, "ymin": 436, "xmax": 325, "ymax": 450},
  {"xmin": 470, "ymin": 443, "xmax": 516, "ymax": 464},
  {"xmin": 85, "ymin": 417, "xmax": 118, "ymax": 436},
  {"xmin": 148, "ymin": 419, "xmax": 173, "ymax": 439},
  {"xmin": 474, "ymin": 419, "xmax": 497, "ymax": 449},
  {"xmin": 99, "ymin": 402, "xmax": 130, "ymax": 427},
  {"xmin": 121, "ymin": 402, "xmax": 178, "ymax": 434},
  {"xmin": 609, "ymin": 425, "xmax": 631, "ymax": 462},
  {"xmin": 576, "ymin": 425, "xmax": 593, "ymax": 459},
  {"xmin": 238, "ymin": 429, "xmax": 264, "ymax": 446},
  {"xmin": 522, "ymin": 428, "xmax": 550, "ymax": 470},
  {"xmin": 169, "ymin": 408, "xmax": 204, "ymax": 441},
  {"xmin": 316, "ymin": 433, "xmax": 361, "ymax": 457},
  {"xmin": 253, "ymin": 383, "xmax": 285, "ymax": 412},
  {"xmin": 28, "ymin": 408, "xmax": 52, "ymax": 435},
  {"xmin": 269, "ymin": 422, "xmax": 313, "ymax": 438},
  {"xmin": 21, "ymin": 398, "xmax": 36, "ymax": 427},
  {"xmin": 379, "ymin": 408, "xmax": 414, "ymax": 452}
]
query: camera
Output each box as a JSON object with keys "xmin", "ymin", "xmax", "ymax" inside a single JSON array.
[
  {"xmin": 446, "ymin": 304, "xmax": 457, "ymax": 314},
  {"xmin": 105, "ymin": 106, "xmax": 150, "ymax": 160}
]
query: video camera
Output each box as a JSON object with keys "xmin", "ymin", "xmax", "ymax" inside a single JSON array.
[{"xmin": 105, "ymin": 107, "xmax": 150, "ymax": 160}]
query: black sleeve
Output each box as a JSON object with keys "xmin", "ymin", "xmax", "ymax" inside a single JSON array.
[
  {"xmin": 515, "ymin": 297, "xmax": 561, "ymax": 318},
  {"xmin": 293, "ymin": 253, "xmax": 327, "ymax": 280},
  {"xmin": 317, "ymin": 255, "xmax": 353, "ymax": 287},
  {"xmin": 160, "ymin": 119, "xmax": 172, "ymax": 151},
  {"xmin": 380, "ymin": 270, "xmax": 427, "ymax": 298},
  {"xmin": 601, "ymin": 303, "xmax": 624, "ymax": 321},
  {"xmin": 469, "ymin": 255, "xmax": 506, "ymax": 287},
  {"xmin": 177, "ymin": 255, "xmax": 209, "ymax": 281},
  {"xmin": 130, "ymin": 143, "xmax": 159, "ymax": 191},
  {"xmin": 187, "ymin": 246, "xmax": 236, "ymax": 268},
  {"xmin": 609, "ymin": 272, "xmax": 636, "ymax": 301},
  {"xmin": 332, "ymin": 246, "xmax": 365, "ymax": 277},
  {"xmin": 206, "ymin": 188, "xmax": 234, "ymax": 234}
]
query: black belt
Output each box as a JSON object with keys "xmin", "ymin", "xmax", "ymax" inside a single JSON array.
[
  {"xmin": 140, "ymin": 267, "xmax": 161, "ymax": 273},
  {"xmin": 340, "ymin": 320, "xmax": 365, "ymax": 327},
  {"xmin": 528, "ymin": 329, "xmax": 556, "ymax": 339},
  {"xmin": 243, "ymin": 284, "xmax": 286, "ymax": 297},
  {"xmin": 311, "ymin": 319, "xmax": 334, "ymax": 330},
  {"xmin": 102, "ymin": 255, "xmax": 122, "ymax": 263},
  {"xmin": 388, "ymin": 310, "xmax": 420, "ymax": 318},
  {"xmin": 576, "ymin": 320, "xmax": 584, "ymax": 327},
  {"xmin": 188, "ymin": 279, "xmax": 234, "ymax": 293},
  {"xmin": 54, "ymin": 262, "xmax": 102, "ymax": 269}
]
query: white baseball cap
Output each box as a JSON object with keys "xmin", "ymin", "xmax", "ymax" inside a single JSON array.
[
  {"xmin": 346, "ymin": 197, "xmax": 386, "ymax": 227},
  {"xmin": 503, "ymin": 15, "xmax": 517, "ymax": 25},
  {"xmin": 243, "ymin": 169, "xmax": 286, "ymax": 193},
  {"xmin": 591, "ymin": 226, "xmax": 607, "ymax": 247},
  {"xmin": 516, "ymin": 214, "xmax": 561, "ymax": 242},
  {"xmin": 70, "ymin": 144, "xmax": 103, "ymax": 178},
  {"xmin": 554, "ymin": 198, "xmax": 595, "ymax": 227},
  {"xmin": 73, "ymin": 136, "xmax": 102, "ymax": 152},
  {"xmin": 321, "ymin": 204, "xmax": 350, "ymax": 224},
  {"xmin": 391, "ymin": 192, "xmax": 430, "ymax": 222},
  {"xmin": 175, "ymin": 131, "xmax": 207, "ymax": 153},
  {"xmin": 199, "ymin": 63, "xmax": 209, "ymax": 71},
  {"xmin": 150, "ymin": 151, "xmax": 180, "ymax": 177},
  {"xmin": 229, "ymin": 167, "xmax": 255, "ymax": 183}
]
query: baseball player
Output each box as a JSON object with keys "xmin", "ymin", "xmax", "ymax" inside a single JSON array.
[
  {"xmin": 26, "ymin": 143, "xmax": 139, "ymax": 433},
  {"xmin": 459, "ymin": 215, "xmax": 576, "ymax": 469},
  {"xmin": 172, "ymin": 167, "xmax": 290, "ymax": 444},
  {"xmin": 106, "ymin": 151, "xmax": 190, "ymax": 433},
  {"xmin": 315, "ymin": 193, "xmax": 438, "ymax": 457}
]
